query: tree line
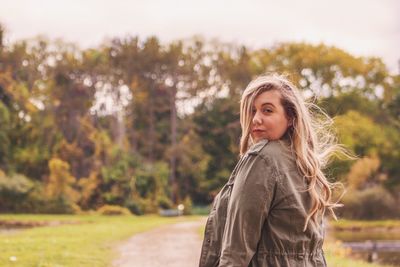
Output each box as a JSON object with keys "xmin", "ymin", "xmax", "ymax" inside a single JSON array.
[{"xmin": 0, "ymin": 24, "xmax": 399, "ymax": 218}]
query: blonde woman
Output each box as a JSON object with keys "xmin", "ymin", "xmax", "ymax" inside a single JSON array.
[{"xmin": 199, "ymin": 74, "xmax": 346, "ymax": 267}]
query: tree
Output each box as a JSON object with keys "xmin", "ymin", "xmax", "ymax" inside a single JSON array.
[{"xmin": 46, "ymin": 158, "xmax": 78, "ymax": 203}]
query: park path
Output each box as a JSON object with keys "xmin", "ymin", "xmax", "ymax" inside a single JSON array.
[{"xmin": 113, "ymin": 218, "xmax": 207, "ymax": 267}]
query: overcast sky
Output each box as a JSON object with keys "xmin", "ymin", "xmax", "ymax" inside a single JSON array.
[{"xmin": 1, "ymin": 0, "xmax": 399, "ymax": 73}]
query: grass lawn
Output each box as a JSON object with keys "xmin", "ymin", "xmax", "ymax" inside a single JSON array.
[
  {"xmin": 0, "ymin": 214, "xmax": 198, "ymax": 267},
  {"xmin": 324, "ymin": 219, "xmax": 399, "ymax": 267},
  {"xmin": 323, "ymin": 233, "xmax": 393, "ymax": 267}
]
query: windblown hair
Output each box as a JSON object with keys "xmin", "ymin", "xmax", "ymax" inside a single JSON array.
[{"xmin": 239, "ymin": 74, "xmax": 349, "ymax": 232}]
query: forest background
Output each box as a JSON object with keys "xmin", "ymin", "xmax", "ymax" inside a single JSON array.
[{"xmin": 0, "ymin": 23, "xmax": 399, "ymax": 219}]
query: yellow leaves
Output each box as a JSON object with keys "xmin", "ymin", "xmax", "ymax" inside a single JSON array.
[
  {"xmin": 334, "ymin": 111, "xmax": 390, "ymax": 189},
  {"xmin": 133, "ymin": 90, "xmax": 148, "ymax": 103},
  {"xmin": 0, "ymin": 71, "xmax": 14, "ymax": 89},
  {"xmin": 46, "ymin": 158, "xmax": 79, "ymax": 202},
  {"xmin": 334, "ymin": 110, "xmax": 384, "ymax": 154},
  {"xmin": 78, "ymin": 171, "xmax": 100, "ymax": 207},
  {"xmin": 130, "ymin": 77, "xmax": 139, "ymax": 92},
  {"xmin": 96, "ymin": 204, "xmax": 132, "ymax": 215},
  {"xmin": 270, "ymin": 42, "xmax": 386, "ymax": 86},
  {"xmin": 57, "ymin": 139, "xmax": 84, "ymax": 161},
  {"xmin": 88, "ymin": 128, "xmax": 114, "ymax": 162},
  {"xmin": 346, "ymin": 155, "xmax": 380, "ymax": 190}
]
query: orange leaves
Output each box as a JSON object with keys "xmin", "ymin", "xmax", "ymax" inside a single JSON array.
[{"xmin": 46, "ymin": 158, "xmax": 78, "ymax": 202}]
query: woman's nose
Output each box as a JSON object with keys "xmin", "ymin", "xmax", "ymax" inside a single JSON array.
[{"xmin": 252, "ymin": 110, "xmax": 262, "ymax": 125}]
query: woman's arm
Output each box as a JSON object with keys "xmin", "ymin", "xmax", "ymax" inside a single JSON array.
[{"xmin": 218, "ymin": 154, "xmax": 278, "ymax": 267}]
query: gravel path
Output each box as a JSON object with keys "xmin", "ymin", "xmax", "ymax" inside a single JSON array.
[{"xmin": 113, "ymin": 218, "xmax": 206, "ymax": 267}]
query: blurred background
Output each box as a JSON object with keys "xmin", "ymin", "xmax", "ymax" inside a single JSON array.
[{"xmin": 0, "ymin": 1, "xmax": 399, "ymax": 266}]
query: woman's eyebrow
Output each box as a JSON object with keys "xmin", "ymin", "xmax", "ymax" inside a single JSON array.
[{"xmin": 261, "ymin": 102, "xmax": 275, "ymax": 108}]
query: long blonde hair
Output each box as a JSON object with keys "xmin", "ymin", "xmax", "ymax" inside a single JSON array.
[{"xmin": 240, "ymin": 74, "xmax": 349, "ymax": 232}]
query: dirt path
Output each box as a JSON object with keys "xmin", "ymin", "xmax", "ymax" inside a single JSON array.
[{"xmin": 113, "ymin": 218, "xmax": 206, "ymax": 267}]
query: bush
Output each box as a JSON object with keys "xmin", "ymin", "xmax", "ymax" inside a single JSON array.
[
  {"xmin": 0, "ymin": 173, "xmax": 79, "ymax": 214},
  {"xmin": 339, "ymin": 186, "xmax": 399, "ymax": 220},
  {"xmin": 125, "ymin": 200, "xmax": 143, "ymax": 215},
  {"xmin": 13, "ymin": 196, "xmax": 77, "ymax": 214},
  {"xmin": 0, "ymin": 173, "xmax": 34, "ymax": 203},
  {"xmin": 182, "ymin": 196, "xmax": 193, "ymax": 215},
  {"xmin": 158, "ymin": 195, "xmax": 173, "ymax": 210},
  {"xmin": 35, "ymin": 197, "xmax": 77, "ymax": 214},
  {"xmin": 137, "ymin": 198, "xmax": 158, "ymax": 214},
  {"xmin": 97, "ymin": 205, "xmax": 132, "ymax": 216}
]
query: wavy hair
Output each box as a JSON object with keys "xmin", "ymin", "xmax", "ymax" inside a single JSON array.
[{"xmin": 239, "ymin": 74, "xmax": 349, "ymax": 232}]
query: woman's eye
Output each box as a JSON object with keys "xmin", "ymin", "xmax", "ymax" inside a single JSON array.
[{"xmin": 262, "ymin": 108, "xmax": 272, "ymax": 113}]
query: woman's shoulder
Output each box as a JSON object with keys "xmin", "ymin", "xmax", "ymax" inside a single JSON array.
[
  {"xmin": 248, "ymin": 139, "xmax": 292, "ymax": 159},
  {"xmin": 247, "ymin": 139, "xmax": 290, "ymax": 156}
]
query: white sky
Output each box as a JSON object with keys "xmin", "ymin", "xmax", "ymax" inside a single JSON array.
[{"xmin": 1, "ymin": 0, "xmax": 399, "ymax": 73}]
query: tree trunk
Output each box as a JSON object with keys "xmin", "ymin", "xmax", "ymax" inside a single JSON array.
[
  {"xmin": 169, "ymin": 85, "xmax": 178, "ymax": 204},
  {"xmin": 148, "ymin": 85, "xmax": 155, "ymax": 162},
  {"xmin": 116, "ymin": 109, "xmax": 125, "ymax": 148}
]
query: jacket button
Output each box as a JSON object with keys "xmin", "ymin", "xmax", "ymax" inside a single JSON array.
[{"xmin": 207, "ymin": 239, "xmax": 210, "ymax": 243}]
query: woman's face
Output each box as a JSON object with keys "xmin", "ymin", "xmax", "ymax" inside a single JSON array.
[{"xmin": 250, "ymin": 90, "xmax": 290, "ymax": 143}]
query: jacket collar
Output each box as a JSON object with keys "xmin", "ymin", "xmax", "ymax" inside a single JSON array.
[{"xmin": 247, "ymin": 139, "xmax": 269, "ymax": 155}]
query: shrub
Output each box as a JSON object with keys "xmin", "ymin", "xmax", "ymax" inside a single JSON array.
[
  {"xmin": 37, "ymin": 197, "xmax": 77, "ymax": 214},
  {"xmin": 125, "ymin": 200, "xmax": 143, "ymax": 215},
  {"xmin": 182, "ymin": 196, "xmax": 193, "ymax": 215},
  {"xmin": 158, "ymin": 195, "xmax": 173, "ymax": 210},
  {"xmin": 137, "ymin": 198, "xmax": 158, "ymax": 214},
  {"xmin": 339, "ymin": 186, "xmax": 399, "ymax": 220},
  {"xmin": 0, "ymin": 173, "xmax": 77, "ymax": 214},
  {"xmin": 97, "ymin": 204, "xmax": 132, "ymax": 216},
  {"xmin": 125, "ymin": 196, "xmax": 172, "ymax": 215},
  {"xmin": 0, "ymin": 172, "xmax": 34, "ymax": 200}
]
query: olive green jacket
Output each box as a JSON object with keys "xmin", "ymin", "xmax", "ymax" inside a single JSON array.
[{"xmin": 199, "ymin": 139, "xmax": 327, "ymax": 267}]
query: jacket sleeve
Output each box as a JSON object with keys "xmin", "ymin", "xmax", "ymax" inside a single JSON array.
[{"xmin": 218, "ymin": 154, "xmax": 278, "ymax": 267}]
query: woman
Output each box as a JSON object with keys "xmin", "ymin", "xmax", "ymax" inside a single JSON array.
[{"xmin": 199, "ymin": 74, "xmax": 347, "ymax": 267}]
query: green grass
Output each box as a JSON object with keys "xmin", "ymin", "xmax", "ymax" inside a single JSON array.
[
  {"xmin": 3, "ymin": 215, "xmax": 395, "ymax": 267},
  {"xmin": 191, "ymin": 205, "xmax": 211, "ymax": 216},
  {"xmin": 0, "ymin": 214, "xmax": 197, "ymax": 267},
  {"xmin": 325, "ymin": 219, "xmax": 400, "ymax": 267},
  {"xmin": 323, "ymin": 236, "xmax": 393, "ymax": 267}
]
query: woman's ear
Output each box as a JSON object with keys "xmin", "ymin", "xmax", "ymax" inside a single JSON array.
[{"xmin": 288, "ymin": 118, "xmax": 294, "ymax": 127}]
